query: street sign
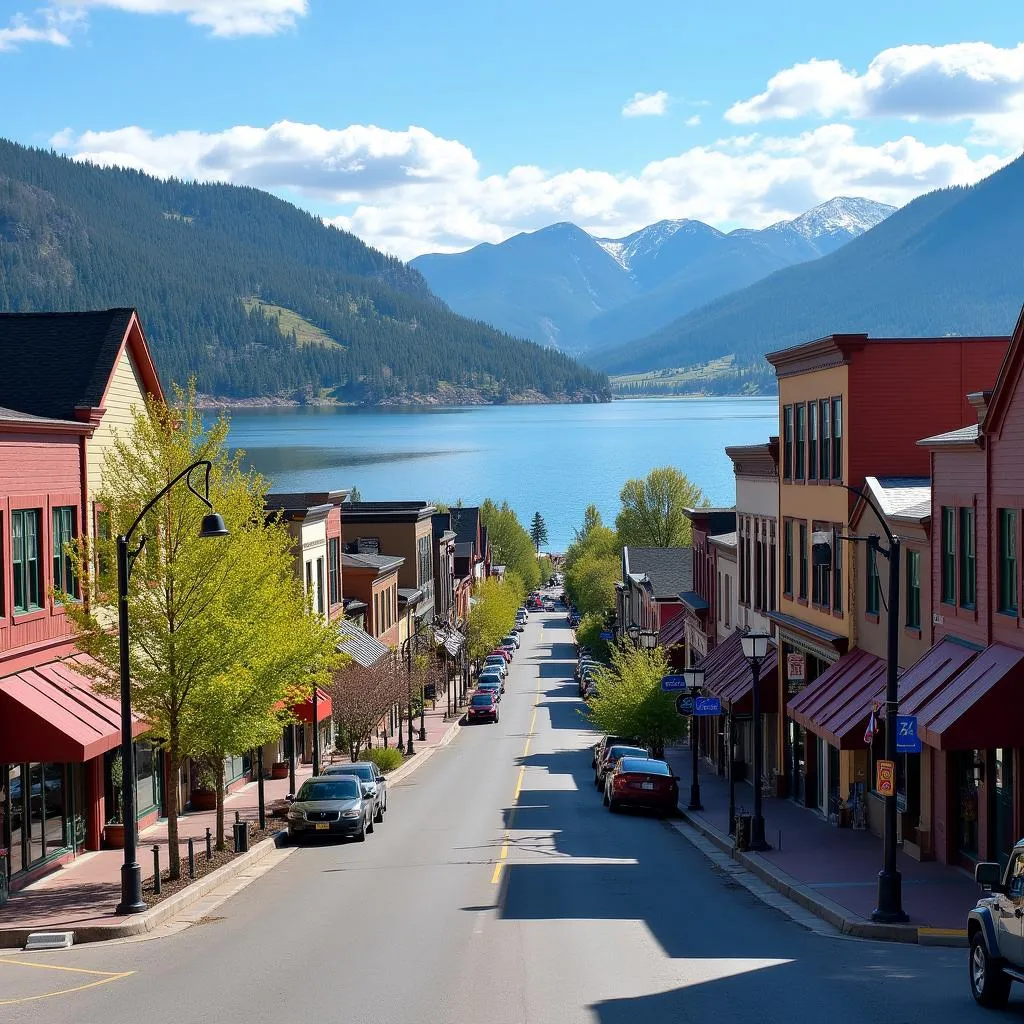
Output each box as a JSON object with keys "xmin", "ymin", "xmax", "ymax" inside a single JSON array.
[
  {"xmin": 895, "ymin": 715, "xmax": 922, "ymax": 754},
  {"xmin": 676, "ymin": 693, "xmax": 695, "ymax": 716},
  {"xmin": 599, "ymin": 630, "xmax": 614, "ymax": 641},
  {"xmin": 694, "ymin": 696, "xmax": 722, "ymax": 716},
  {"xmin": 876, "ymin": 758, "xmax": 896, "ymax": 797},
  {"xmin": 660, "ymin": 674, "xmax": 688, "ymax": 692},
  {"xmin": 786, "ymin": 653, "xmax": 805, "ymax": 682}
]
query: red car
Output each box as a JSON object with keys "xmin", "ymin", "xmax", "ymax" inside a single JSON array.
[
  {"xmin": 467, "ymin": 692, "xmax": 499, "ymax": 723},
  {"xmin": 603, "ymin": 757, "xmax": 679, "ymax": 815},
  {"xmin": 489, "ymin": 648, "xmax": 512, "ymax": 664}
]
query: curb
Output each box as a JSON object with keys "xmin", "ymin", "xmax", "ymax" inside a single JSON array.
[
  {"xmin": 382, "ymin": 716, "xmax": 462, "ymax": 787},
  {"xmin": 0, "ymin": 829, "xmax": 288, "ymax": 950},
  {"xmin": 678, "ymin": 810, "xmax": 968, "ymax": 947}
]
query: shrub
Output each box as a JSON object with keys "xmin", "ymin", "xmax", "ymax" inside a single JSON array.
[{"xmin": 361, "ymin": 746, "xmax": 404, "ymax": 773}]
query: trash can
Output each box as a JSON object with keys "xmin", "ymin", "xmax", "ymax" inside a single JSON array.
[
  {"xmin": 734, "ymin": 814, "xmax": 752, "ymax": 852},
  {"xmin": 233, "ymin": 820, "xmax": 250, "ymax": 854}
]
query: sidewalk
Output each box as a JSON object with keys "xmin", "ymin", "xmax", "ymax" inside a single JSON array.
[
  {"xmin": 0, "ymin": 698, "xmax": 462, "ymax": 945},
  {"xmin": 664, "ymin": 744, "xmax": 979, "ymax": 944}
]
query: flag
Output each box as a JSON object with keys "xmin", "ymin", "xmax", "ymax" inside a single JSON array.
[{"xmin": 864, "ymin": 704, "xmax": 880, "ymax": 744}]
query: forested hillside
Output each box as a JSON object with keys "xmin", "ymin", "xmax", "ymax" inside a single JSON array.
[{"xmin": 0, "ymin": 139, "xmax": 609, "ymax": 403}]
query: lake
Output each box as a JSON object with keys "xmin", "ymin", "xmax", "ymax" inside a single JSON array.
[{"xmin": 225, "ymin": 397, "xmax": 778, "ymax": 551}]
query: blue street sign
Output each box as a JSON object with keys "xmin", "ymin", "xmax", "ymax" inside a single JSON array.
[
  {"xmin": 599, "ymin": 630, "xmax": 614, "ymax": 641},
  {"xmin": 694, "ymin": 696, "xmax": 722, "ymax": 716},
  {"xmin": 896, "ymin": 715, "xmax": 922, "ymax": 754},
  {"xmin": 661, "ymin": 674, "xmax": 688, "ymax": 692},
  {"xmin": 676, "ymin": 693, "xmax": 695, "ymax": 716}
]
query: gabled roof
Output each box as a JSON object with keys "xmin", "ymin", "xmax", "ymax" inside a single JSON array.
[
  {"xmin": 342, "ymin": 552, "xmax": 404, "ymax": 575},
  {"xmin": 982, "ymin": 303, "xmax": 1024, "ymax": 439},
  {"xmin": 917, "ymin": 424, "xmax": 980, "ymax": 447},
  {"xmin": 0, "ymin": 308, "xmax": 163, "ymax": 419},
  {"xmin": 450, "ymin": 506, "xmax": 481, "ymax": 550},
  {"xmin": 853, "ymin": 477, "xmax": 931, "ymax": 527},
  {"xmin": 622, "ymin": 546, "xmax": 693, "ymax": 600},
  {"xmin": 336, "ymin": 618, "xmax": 391, "ymax": 667}
]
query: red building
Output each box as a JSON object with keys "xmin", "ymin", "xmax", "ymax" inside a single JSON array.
[
  {"xmin": 616, "ymin": 546, "xmax": 694, "ymax": 658},
  {"xmin": 678, "ymin": 510, "xmax": 736, "ymax": 666}
]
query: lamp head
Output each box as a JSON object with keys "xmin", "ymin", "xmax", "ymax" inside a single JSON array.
[
  {"xmin": 682, "ymin": 667, "xmax": 705, "ymax": 691},
  {"xmin": 627, "ymin": 625, "xmax": 640, "ymax": 643},
  {"xmin": 199, "ymin": 512, "xmax": 230, "ymax": 539},
  {"xmin": 741, "ymin": 631, "xmax": 770, "ymax": 663}
]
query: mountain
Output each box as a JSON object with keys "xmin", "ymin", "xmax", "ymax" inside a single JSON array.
[
  {"xmin": 591, "ymin": 153, "xmax": 1024, "ymax": 378},
  {"xmin": 0, "ymin": 139, "xmax": 609, "ymax": 405},
  {"xmin": 411, "ymin": 198, "xmax": 893, "ymax": 354}
]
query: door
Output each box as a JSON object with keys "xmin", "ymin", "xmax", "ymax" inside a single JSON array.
[
  {"xmin": 995, "ymin": 849, "xmax": 1024, "ymax": 964},
  {"xmin": 992, "ymin": 749, "xmax": 1015, "ymax": 871},
  {"xmin": 816, "ymin": 737, "xmax": 827, "ymax": 814}
]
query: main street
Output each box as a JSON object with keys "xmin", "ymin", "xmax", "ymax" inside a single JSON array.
[{"xmin": 0, "ymin": 607, "xmax": 990, "ymax": 1023}]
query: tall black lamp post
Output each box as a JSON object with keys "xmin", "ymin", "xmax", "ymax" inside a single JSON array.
[
  {"xmin": 682, "ymin": 666, "xmax": 705, "ymax": 810},
  {"xmin": 740, "ymin": 631, "xmax": 771, "ymax": 852},
  {"xmin": 727, "ymin": 712, "xmax": 737, "ymax": 836},
  {"xmin": 116, "ymin": 459, "xmax": 228, "ymax": 915}
]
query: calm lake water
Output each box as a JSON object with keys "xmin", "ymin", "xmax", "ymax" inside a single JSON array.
[{"xmin": 225, "ymin": 398, "xmax": 777, "ymax": 551}]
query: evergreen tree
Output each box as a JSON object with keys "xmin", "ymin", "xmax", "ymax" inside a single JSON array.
[{"xmin": 529, "ymin": 512, "xmax": 549, "ymax": 553}]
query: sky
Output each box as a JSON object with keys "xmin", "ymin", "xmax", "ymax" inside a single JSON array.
[{"xmin": 2, "ymin": 0, "xmax": 1023, "ymax": 259}]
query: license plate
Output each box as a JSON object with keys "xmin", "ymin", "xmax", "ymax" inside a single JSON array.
[
  {"xmin": 315, "ymin": 822, "xmax": 330, "ymax": 830},
  {"xmin": 641, "ymin": 782, "xmax": 654, "ymax": 791}
]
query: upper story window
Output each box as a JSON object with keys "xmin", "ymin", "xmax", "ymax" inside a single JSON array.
[
  {"xmin": 866, "ymin": 544, "xmax": 880, "ymax": 616},
  {"xmin": 808, "ymin": 403, "xmax": 819, "ymax": 481},
  {"xmin": 783, "ymin": 520, "xmax": 793, "ymax": 597},
  {"xmin": 959, "ymin": 506, "xmax": 976, "ymax": 609},
  {"xmin": 52, "ymin": 506, "xmax": 78, "ymax": 601},
  {"xmin": 999, "ymin": 509, "xmax": 1018, "ymax": 616},
  {"xmin": 832, "ymin": 525, "xmax": 843, "ymax": 614},
  {"xmin": 811, "ymin": 521, "xmax": 830, "ymax": 607},
  {"xmin": 798, "ymin": 521, "xmax": 808, "ymax": 600},
  {"xmin": 783, "ymin": 406, "xmax": 793, "ymax": 480},
  {"xmin": 12, "ymin": 508, "xmax": 43, "ymax": 614},
  {"xmin": 819, "ymin": 399, "xmax": 831, "ymax": 480},
  {"xmin": 831, "ymin": 396, "xmax": 843, "ymax": 480},
  {"xmin": 906, "ymin": 548, "xmax": 922, "ymax": 629},
  {"xmin": 417, "ymin": 534, "xmax": 432, "ymax": 587},
  {"xmin": 795, "ymin": 405, "xmax": 806, "ymax": 481},
  {"xmin": 328, "ymin": 537, "xmax": 341, "ymax": 606},
  {"xmin": 315, "ymin": 557, "xmax": 325, "ymax": 617},
  {"xmin": 940, "ymin": 507, "xmax": 956, "ymax": 604}
]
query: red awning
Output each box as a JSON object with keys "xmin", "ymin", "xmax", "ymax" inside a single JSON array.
[
  {"xmin": 787, "ymin": 648, "xmax": 888, "ymax": 749},
  {"xmin": 291, "ymin": 687, "xmax": 333, "ymax": 724},
  {"xmin": 658, "ymin": 611, "xmax": 687, "ymax": 648},
  {"xmin": 895, "ymin": 637, "xmax": 978, "ymax": 722},
  {"xmin": 0, "ymin": 655, "xmax": 147, "ymax": 763},
  {"xmin": 699, "ymin": 630, "xmax": 778, "ymax": 714},
  {"xmin": 914, "ymin": 643, "xmax": 1024, "ymax": 750}
]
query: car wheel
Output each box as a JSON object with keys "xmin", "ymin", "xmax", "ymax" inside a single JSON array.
[
  {"xmin": 355, "ymin": 817, "xmax": 367, "ymax": 843},
  {"xmin": 374, "ymin": 803, "xmax": 384, "ymax": 823},
  {"xmin": 608, "ymin": 799, "xmax": 620, "ymax": 813},
  {"xmin": 603, "ymin": 790, "xmax": 610, "ymax": 807},
  {"xmin": 367, "ymin": 813, "xmax": 375, "ymax": 834},
  {"xmin": 969, "ymin": 932, "xmax": 1011, "ymax": 1007}
]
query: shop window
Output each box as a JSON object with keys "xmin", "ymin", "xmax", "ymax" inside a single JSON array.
[
  {"xmin": 906, "ymin": 549, "xmax": 921, "ymax": 629},
  {"xmin": 134, "ymin": 741, "xmax": 160, "ymax": 816},
  {"xmin": 830, "ymin": 396, "xmax": 843, "ymax": 480},
  {"xmin": 11, "ymin": 509, "xmax": 42, "ymax": 613},
  {"xmin": 808, "ymin": 402, "xmax": 818, "ymax": 481},
  {"xmin": 998, "ymin": 509, "xmax": 1018, "ymax": 615},
  {"xmin": 52, "ymin": 506, "xmax": 78, "ymax": 601},
  {"xmin": 795, "ymin": 405, "xmax": 806, "ymax": 481},
  {"xmin": 819, "ymin": 399, "xmax": 831, "ymax": 481},
  {"xmin": 941, "ymin": 507, "xmax": 956, "ymax": 604},
  {"xmin": 3, "ymin": 764, "xmax": 24, "ymax": 877},
  {"xmin": 783, "ymin": 406, "xmax": 793, "ymax": 479},
  {"xmin": 959, "ymin": 506, "xmax": 976, "ymax": 608},
  {"xmin": 798, "ymin": 522, "xmax": 808, "ymax": 600},
  {"xmin": 866, "ymin": 545, "xmax": 880, "ymax": 615}
]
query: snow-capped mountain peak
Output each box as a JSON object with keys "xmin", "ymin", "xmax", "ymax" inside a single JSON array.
[
  {"xmin": 594, "ymin": 219, "xmax": 713, "ymax": 272},
  {"xmin": 779, "ymin": 196, "xmax": 895, "ymax": 241}
]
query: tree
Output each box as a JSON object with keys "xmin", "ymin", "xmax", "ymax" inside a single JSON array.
[
  {"xmin": 585, "ymin": 644, "xmax": 685, "ymax": 757},
  {"xmin": 466, "ymin": 576, "xmax": 521, "ymax": 660},
  {"xmin": 480, "ymin": 500, "xmax": 541, "ymax": 593},
  {"xmin": 66, "ymin": 382, "xmax": 341, "ymax": 875},
  {"xmin": 615, "ymin": 467, "xmax": 709, "ymax": 548},
  {"xmin": 349, "ymin": 485, "xmax": 362, "ymax": 502},
  {"xmin": 573, "ymin": 504, "xmax": 605, "ymax": 545},
  {"xmin": 574, "ymin": 611, "xmax": 611, "ymax": 661},
  {"xmin": 329, "ymin": 657, "xmax": 406, "ymax": 761},
  {"xmin": 565, "ymin": 549, "xmax": 620, "ymax": 616},
  {"xmin": 529, "ymin": 512, "xmax": 549, "ymax": 553}
]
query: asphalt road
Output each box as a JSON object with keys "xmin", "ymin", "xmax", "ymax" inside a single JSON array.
[{"xmin": 0, "ymin": 604, "xmax": 1004, "ymax": 1022}]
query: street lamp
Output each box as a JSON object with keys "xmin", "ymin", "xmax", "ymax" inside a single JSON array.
[
  {"xmin": 639, "ymin": 629, "xmax": 658, "ymax": 649},
  {"xmin": 116, "ymin": 459, "xmax": 228, "ymax": 914},
  {"xmin": 727, "ymin": 714, "xmax": 737, "ymax": 836},
  {"xmin": 627, "ymin": 624, "xmax": 640, "ymax": 645},
  {"xmin": 682, "ymin": 667, "xmax": 705, "ymax": 811},
  {"xmin": 740, "ymin": 631, "xmax": 771, "ymax": 852}
]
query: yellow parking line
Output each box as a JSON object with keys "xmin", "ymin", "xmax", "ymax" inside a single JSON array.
[{"xmin": 0, "ymin": 959, "xmax": 134, "ymax": 1006}]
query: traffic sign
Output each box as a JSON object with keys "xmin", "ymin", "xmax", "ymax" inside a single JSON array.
[
  {"xmin": 895, "ymin": 715, "xmax": 921, "ymax": 754},
  {"xmin": 660, "ymin": 674, "xmax": 688, "ymax": 692},
  {"xmin": 876, "ymin": 758, "xmax": 896, "ymax": 797},
  {"xmin": 599, "ymin": 630, "xmax": 614, "ymax": 641},
  {"xmin": 694, "ymin": 696, "xmax": 722, "ymax": 716},
  {"xmin": 676, "ymin": 693, "xmax": 695, "ymax": 716}
]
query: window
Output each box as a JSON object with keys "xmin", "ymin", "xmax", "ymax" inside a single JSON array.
[
  {"xmin": 305, "ymin": 560, "xmax": 313, "ymax": 603},
  {"xmin": 94, "ymin": 506, "xmax": 112, "ymax": 581},
  {"xmin": 808, "ymin": 402, "xmax": 818, "ymax": 481},
  {"xmin": 52, "ymin": 506, "xmax": 77, "ymax": 600},
  {"xmin": 832, "ymin": 526, "xmax": 843, "ymax": 614},
  {"xmin": 941, "ymin": 507, "xmax": 956, "ymax": 604},
  {"xmin": 795, "ymin": 404, "xmax": 806, "ymax": 481},
  {"xmin": 960, "ymin": 506, "xmax": 976, "ymax": 608},
  {"xmin": 328, "ymin": 537, "xmax": 341, "ymax": 606},
  {"xmin": 783, "ymin": 406, "xmax": 793, "ymax": 479},
  {"xmin": 831, "ymin": 396, "xmax": 842, "ymax": 479},
  {"xmin": 374, "ymin": 591, "xmax": 381, "ymax": 634},
  {"xmin": 769, "ymin": 524, "xmax": 777, "ymax": 612},
  {"xmin": 784, "ymin": 520, "xmax": 793, "ymax": 596},
  {"xmin": 315, "ymin": 557, "xmax": 325, "ymax": 617},
  {"xmin": 999, "ymin": 509, "xmax": 1018, "ymax": 615},
  {"xmin": 737, "ymin": 521, "xmax": 746, "ymax": 605},
  {"xmin": 811, "ymin": 522, "xmax": 830, "ymax": 607},
  {"xmin": 11, "ymin": 509, "xmax": 42, "ymax": 613},
  {"xmin": 798, "ymin": 522, "xmax": 808, "ymax": 600},
  {"xmin": 819, "ymin": 399, "xmax": 831, "ymax": 480},
  {"xmin": 866, "ymin": 544, "xmax": 880, "ymax": 616},
  {"xmin": 724, "ymin": 575, "xmax": 731, "ymax": 628},
  {"xmin": 906, "ymin": 549, "xmax": 922, "ymax": 629}
]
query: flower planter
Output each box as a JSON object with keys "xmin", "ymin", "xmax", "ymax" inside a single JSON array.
[
  {"xmin": 270, "ymin": 762, "xmax": 290, "ymax": 780},
  {"xmin": 103, "ymin": 823, "xmax": 126, "ymax": 849},
  {"xmin": 189, "ymin": 789, "xmax": 217, "ymax": 812}
]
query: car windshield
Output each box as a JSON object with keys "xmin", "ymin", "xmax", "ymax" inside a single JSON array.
[
  {"xmin": 479, "ymin": 680, "xmax": 499, "ymax": 688},
  {"xmin": 619, "ymin": 758, "xmax": 670, "ymax": 775},
  {"xmin": 471, "ymin": 694, "xmax": 493, "ymax": 706},
  {"xmin": 326, "ymin": 765, "xmax": 374, "ymax": 781},
  {"xmin": 607, "ymin": 746, "xmax": 648, "ymax": 761},
  {"xmin": 296, "ymin": 779, "xmax": 360, "ymax": 801}
]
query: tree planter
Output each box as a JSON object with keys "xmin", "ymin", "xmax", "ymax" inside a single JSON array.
[
  {"xmin": 270, "ymin": 762, "xmax": 290, "ymax": 780},
  {"xmin": 103, "ymin": 823, "xmax": 126, "ymax": 849},
  {"xmin": 189, "ymin": 789, "xmax": 217, "ymax": 812}
]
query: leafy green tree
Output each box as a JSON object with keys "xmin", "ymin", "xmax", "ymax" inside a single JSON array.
[
  {"xmin": 565, "ymin": 549, "xmax": 620, "ymax": 616},
  {"xmin": 66, "ymin": 382, "xmax": 341, "ymax": 875},
  {"xmin": 467, "ymin": 576, "xmax": 521, "ymax": 660},
  {"xmin": 585, "ymin": 644, "xmax": 684, "ymax": 756},
  {"xmin": 574, "ymin": 611, "xmax": 611, "ymax": 661},
  {"xmin": 349, "ymin": 485, "xmax": 362, "ymax": 502},
  {"xmin": 616, "ymin": 467, "xmax": 709, "ymax": 548},
  {"xmin": 574, "ymin": 504, "xmax": 605, "ymax": 544},
  {"xmin": 480, "ymin": 500, "xmax": 541, "ymax": 593},
  {"xmin": 529, "ymin": 512, "xmax": 549, "ymax": 553}
]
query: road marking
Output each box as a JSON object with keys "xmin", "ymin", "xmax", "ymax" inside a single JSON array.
[{"xmin": 0, "ymin": 959, "xmax": 134, "ymax": 1006}]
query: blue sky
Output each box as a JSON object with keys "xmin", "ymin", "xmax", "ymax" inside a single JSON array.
[{"xmin": 2, "ymin": 1, "xmax": 1022, "ymax": 257}]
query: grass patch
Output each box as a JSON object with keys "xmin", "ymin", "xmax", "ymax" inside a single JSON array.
[{"xmin": 242, "ymin": 296, "xmax": 343, "ymax": 348}]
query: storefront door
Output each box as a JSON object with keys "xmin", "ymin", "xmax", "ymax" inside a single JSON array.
[
  {"xmin": 816, "ymin": 737, "xmax": 827, "ymax": 814},
  {"xmin": 955, "ymin": 751, "xmax": 980, "ymax": 860},
  {"xmin": 991, "ymin": 748, "xmax": 1015, "ymax": 871},
  {"xmin": 788, "ymin": 721, "xmax": 805, "ymax": 804}
]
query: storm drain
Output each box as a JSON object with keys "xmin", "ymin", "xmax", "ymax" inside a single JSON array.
[{"xmin": 24, "ymin": 931, "xmax": 74, "ymax": 951}]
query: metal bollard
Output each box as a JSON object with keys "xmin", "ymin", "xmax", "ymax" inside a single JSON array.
[
  {"xmin": 187, "ymin": 837, "xmax": 196, "ymax": 879},
  {"xmin": 205, "ymin": 827, "xmax": 213, "ymax": 860},
  {"xmin": 235, "ymin": 810, "xmax": 240, "ymax": 824},
  {"xmin": 233, "ymin": 819, "xmax": 250, "ymax": 854},
  {"xmin": 152, "ymin": 845, "xmax": 161, "ymax": 895}
]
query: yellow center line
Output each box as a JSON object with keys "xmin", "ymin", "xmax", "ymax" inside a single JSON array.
[{"xmin": 0, "ymin": 959, "xmax": 135, "ymax": 1007}]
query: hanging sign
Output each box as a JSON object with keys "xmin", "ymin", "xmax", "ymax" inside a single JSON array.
[
  {"xmin": 876, "ymin": 759, "xmax": 896, "ymax": 797},
  {"xmin": 787, "ymin": 653, "xmax": 806, "ymax": 682}
]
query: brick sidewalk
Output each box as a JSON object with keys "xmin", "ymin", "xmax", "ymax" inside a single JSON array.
[{"xmin": 664, "ymin": 743, "xmax": 980, "ymax": 935}]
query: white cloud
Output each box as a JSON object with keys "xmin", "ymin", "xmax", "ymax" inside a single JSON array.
[
  {"xmin": 53, "ymin": 118, "xmax": 1009, "ymax": 260},
  {"xmin": 0, "ymin": 9, "xmax": 75, "ymax": 50},
  {"xmin": 52, "ymin": 0, "xmax": 307, "ymax": 36},
  {"xmin": 684, "ymin": 114, "xmax": 702, "ymax": 127},
  {"xmin": 726, "ymin": 42, "xmax": 1024, "ymax": 147},
  {"xmin": 622, "ymin": 90, "xmax": 669, "ymax": 117}
]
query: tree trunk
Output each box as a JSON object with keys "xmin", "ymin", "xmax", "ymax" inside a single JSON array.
[
  {"xmin": 167, "ymin": 740, "xmax": 181, "ymax": 880},
  {"xmin": 215, "ymin": 759, "xmax": 226, "ymax": 850}
]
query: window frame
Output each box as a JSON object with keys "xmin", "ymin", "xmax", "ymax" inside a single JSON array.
[
  {"xmin": 811, "ymin": 520, "xmax": 830, "ymax": 609},
  {"xmin": 906, "ymin": 548, "xmax": 922, "ymax": 630},
  {"xmin": 783, "ymin": 406, "xmax": 793, "ymax": 480},
  {"xmin": 783, "ymin": 519, "xmax": 794, "ymax": 597},
  {"xmin": 794, "ymin": 404, "xmax": 806, "ymax": 482},
  {"xmin": 866, "ymin": 543, "xmax": 880, "ymax": 617},
  {"xmin": 798, "ymin": 521, "xmax": 808, "ymax": 601},
  {"xmin": 830, "ymin": 396, "xmax": 843, "ymax": 480},
  {"xmin": 11, "ymin": 508, "xmax": 43, "ymax": 615},
  {"xmin": 327, "ymin": 536, "xmax": 341, "ymax": 606},
  {"xmin": 998, "ymin": 508, "xmax": 1018, "ymax": 616},
  {"xmin": 959, "ymin": 506, "xmax": 976, "ymax": 609},
  {"xmin": 52, "ymin": 505, "xmax": 78, "ymax": 603},
  {"xmin": 832, "ymin": 524, "xmax": 843, "ymax": 615},
  {"xmin": 808, "ymin": 402, "xmax": 819, "ymax": 481},
  {"xmin": 940, "ymin": 506, "xmax": 956, "ymax": 605},
  {"xmin": 819, "ymin": 398, "xmax": 831, "ymax": 481}
]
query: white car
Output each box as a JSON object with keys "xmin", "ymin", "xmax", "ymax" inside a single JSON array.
[
  {"xmin": 483, "ymin": 655, "xmax": 508, "ymax": 678},
  {"xmin": 503, "ymin": 632, "xmax": 521, "ymax": 650}
]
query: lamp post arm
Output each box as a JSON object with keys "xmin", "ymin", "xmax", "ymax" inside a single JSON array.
[
  {"xmin": 122, "ymin": 459, "xmax": 214, "ymax": 546},
  {"xmin": 836, "ymin": 482, "xmax": 896, "ymax": 548}
]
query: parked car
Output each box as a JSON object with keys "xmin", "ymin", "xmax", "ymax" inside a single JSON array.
[
  {"xmin": 604, "ymin": 757, "xmax": 679, "ymax": 815},
  {"xmin": 502, "ymin": 632, "xmax": 521, "ymax": 650},
  {"xmin": 286, "ymin": 775, "xmax": 373, "ymax": 842},
  {"xmin": 575, "ymin": 657, "xmax": 598, "ymax": 682},
  {"xmin": 484, "ymin": 653, "xmax": 510, "ymax": 675},
  {"xmin": 478, "ymin": 668, "xmax": 505, "ymax": 692},
  {"xmin": 968, "ymin": 844, "xmax": 1024, "ymax": 1007},
  {"xmin": 543, "ymin": 599, "xmax": 555, "ymax": 611},
  {"xmin": 467, "ymin": 692, "xmax": 500, "ymax": 723},
  {"xmin": 476, "ymin": 678, "xmax": 502, "ymax": 701},
  {"xmin": 321, "ymin": 761, "xmax": 387, "ymax": 822},
  {"xmin": 499, "ymin": 640, "xmax": 517, "ymax": 658},
  {"xmin": 593, "ymin": 734, "xmax": 632, "ymax": 768},
  {"xmin": 595, "ymin": 744, "xmax": 650, "ymax": 789},
  {"xmin": 514, "ymin": 619, "xmax": 526, "ymax": 633},
  {"xmin": 488, "ymin": 647, "xmax": 512, "ymax": 664}
]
